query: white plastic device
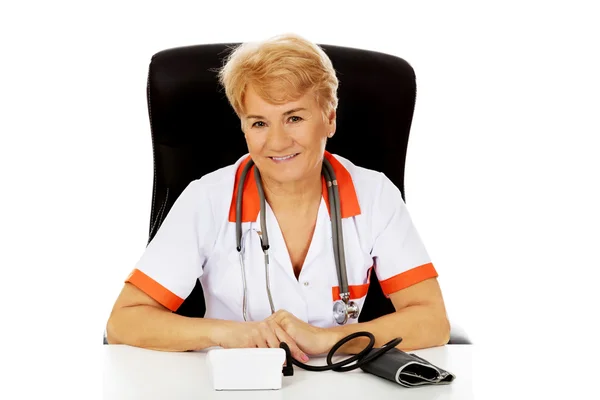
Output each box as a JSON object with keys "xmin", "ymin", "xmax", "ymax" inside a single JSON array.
[{"xmin": 206, "ymin": 348, "xmax": 287, "ymax": 390}]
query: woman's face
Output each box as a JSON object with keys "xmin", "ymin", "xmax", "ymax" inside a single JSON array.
[{"xmin": 241, "ymin": 84, "xmax": 336, "ymax": 187}]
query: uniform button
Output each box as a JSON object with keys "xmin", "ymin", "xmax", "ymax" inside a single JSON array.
[{"xmin": 303, "ymin": 281, "xmax": 310, "ymax": 286}]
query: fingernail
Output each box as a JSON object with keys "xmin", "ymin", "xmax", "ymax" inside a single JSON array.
[{"xmin": 302, "ymin": 354, "xmax": 309, "ymax": 362}]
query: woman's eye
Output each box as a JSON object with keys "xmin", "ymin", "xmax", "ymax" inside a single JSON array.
[
  {"xmin": 289, "ymin": 116, "xmax": 302, "ymax": 123},
  {"xmin": 252, "ymin": 121, "xmax": 265, "ymax": 128}
]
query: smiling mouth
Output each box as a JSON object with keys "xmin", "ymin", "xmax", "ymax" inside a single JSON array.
[{"xmin": 269, "ymin": 153, "xmax": 299, "ymax": 162}]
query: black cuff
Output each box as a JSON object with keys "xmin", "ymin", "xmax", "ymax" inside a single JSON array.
[{"xmin": 360, "ymin": 348, "xmax": 456, "ymax": 387}]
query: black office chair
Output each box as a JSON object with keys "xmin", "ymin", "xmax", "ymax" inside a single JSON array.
[{"xmin": 139, "ymin": 42, "xmax": 470, "ymax": 344}]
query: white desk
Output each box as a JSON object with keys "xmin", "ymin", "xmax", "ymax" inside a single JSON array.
[{"xmin": 103, "ymin": 344, "xmax": 473, "ymax": 399}]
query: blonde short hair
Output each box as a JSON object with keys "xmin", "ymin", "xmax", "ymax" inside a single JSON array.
[{"xmin": 217, "ymin": 33, "xmax": 339, "ymax": 121}]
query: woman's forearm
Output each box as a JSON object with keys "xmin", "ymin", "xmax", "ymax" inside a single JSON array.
[
  {"xmin": 326, "ymin": 304, "xmax": 450, "ymax": 354},
  {"xmin": 106, "ymin": 305, "xmax": 225, "ymax": 352}
]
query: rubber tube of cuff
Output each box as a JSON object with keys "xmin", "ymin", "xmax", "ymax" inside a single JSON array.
[{"xmin": 279, "ymin": 331, "xmax": 402, "ymax": 373}]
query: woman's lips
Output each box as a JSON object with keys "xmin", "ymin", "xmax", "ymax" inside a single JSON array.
[{"xmin": 269, "ymin": 153, "xmax": 299, "ymax": 163}]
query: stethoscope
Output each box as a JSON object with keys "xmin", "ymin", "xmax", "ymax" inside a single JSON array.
[{"xmin": 235, "ymin": 156, "xmax": 360, "ymax": 325}]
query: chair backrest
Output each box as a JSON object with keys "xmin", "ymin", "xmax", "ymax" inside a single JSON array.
[{"xmin": 145, "ymin": 42, "xmax": 417, "ymax": 322}]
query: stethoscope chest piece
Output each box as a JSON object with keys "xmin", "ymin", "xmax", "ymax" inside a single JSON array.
[{"xmin": 333, "ymin": 299, "xmax": 360, "ymax": 325}]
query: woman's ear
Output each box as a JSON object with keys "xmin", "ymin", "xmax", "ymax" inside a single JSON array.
[{"xmin": 326, "ymin": 109, "xmax": 336, "ymax": 137}]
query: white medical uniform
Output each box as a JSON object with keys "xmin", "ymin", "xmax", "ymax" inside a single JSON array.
[{"xmin": 126, "ymin": 151, "xmax": 438, "ymax": 328}]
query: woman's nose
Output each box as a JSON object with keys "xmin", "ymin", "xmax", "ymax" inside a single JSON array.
[{"xmin": 266, "ymin": 124, "xmax": 293, "ymax": 150}]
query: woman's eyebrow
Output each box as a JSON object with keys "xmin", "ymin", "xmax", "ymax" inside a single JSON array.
[{"xmin": 246, "ymin": 107, "xmax": 308, "ymax": 120}]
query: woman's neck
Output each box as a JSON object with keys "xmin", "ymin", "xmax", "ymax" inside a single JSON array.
[{"xmin": 261, "ymin": 172, "xmax": 322, "ymax": 216}]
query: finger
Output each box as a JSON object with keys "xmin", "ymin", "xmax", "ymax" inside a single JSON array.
[
  {"xmin": 270, "ymin": 309, "xmax": 289, "ymax": 323},
  {"xmin": 254, "ymin": 339, "xmax": 268, "ymax": 348},
  {"xmin": 272, "ymin": 323, "xmax": 309, "ymax": 362},
  {"xmin": 260, "ymin": 323, "xmax": 281, "ymax": 349},
  {"xmin": 274, "ymin": 311, "xmax": 295, "ymax": 331},
  {"xmin": 253, "ymin": 331, "xmax": 268, "ymax": 348}
]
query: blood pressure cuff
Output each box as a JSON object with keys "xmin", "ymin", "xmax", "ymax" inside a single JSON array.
[{"xmin": 360, "ymin": 348, "xmax": 456, "ymax": 387}]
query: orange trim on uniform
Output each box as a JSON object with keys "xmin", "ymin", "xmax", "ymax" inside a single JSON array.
[
  {"xmin": 228, "ymin": 151, "xmax": 361, "ymax": 222},
  {"xmin": 125, "ymin": 269, "xmax": 184, "ymax": 312},
  {"xmin": 332, "ymin": 266, "xmax": 373, "ymax": 300},
  {"xmin": 227, "ymin": 155, "xmax": 260, "ymax": 223},
  {"xmin": 332, "ymin": 283, "xmax": 370, "ymax": 300},
  {"xmin": 379, "ymin": 263, "xmax": 438, "ymax": 296},
  {"xmin": 322, "ymin": 151, "xmax": 362, "ymax": 218}
]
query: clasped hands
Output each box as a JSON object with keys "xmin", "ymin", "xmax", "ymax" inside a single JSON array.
[{"xmin": 214, "ymin": 310, "xmax": 338, "ymax": 362}]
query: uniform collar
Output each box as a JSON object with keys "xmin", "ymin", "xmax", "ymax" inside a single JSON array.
[{"xmin": 228, "ymin": 151, "xmax": 361, "ymax": 223}]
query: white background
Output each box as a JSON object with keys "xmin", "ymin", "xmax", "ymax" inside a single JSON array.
[{"xmin": 1, "ymin": 0, "xmax": 598, "ymax": 398}]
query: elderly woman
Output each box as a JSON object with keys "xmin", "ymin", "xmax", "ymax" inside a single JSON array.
[{"xmin": 106, "ymin": 33, "xmax": 450, "ymax": 362}]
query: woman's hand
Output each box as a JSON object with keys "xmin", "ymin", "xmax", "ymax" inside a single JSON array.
[
  {"xmin": 268, "ymin": 310, "xmax": 337, "ymax": 356},
  {"xmin": 212, "ymin": 319, "xmax": 309, "ymax": 362}
]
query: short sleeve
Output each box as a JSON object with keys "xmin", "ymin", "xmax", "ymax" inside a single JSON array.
[
  {"xmin": 125, "ymin": 179, "xmax": 214, "ymax": 311},
  {"xmin": 370, "ymin": 174, "xmax": 438, "ymax": 297}
]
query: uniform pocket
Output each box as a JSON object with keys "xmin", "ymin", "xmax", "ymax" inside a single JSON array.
[{"xmin": 330, "ymin": 266, "xmax": 373, "ymax": 301}]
